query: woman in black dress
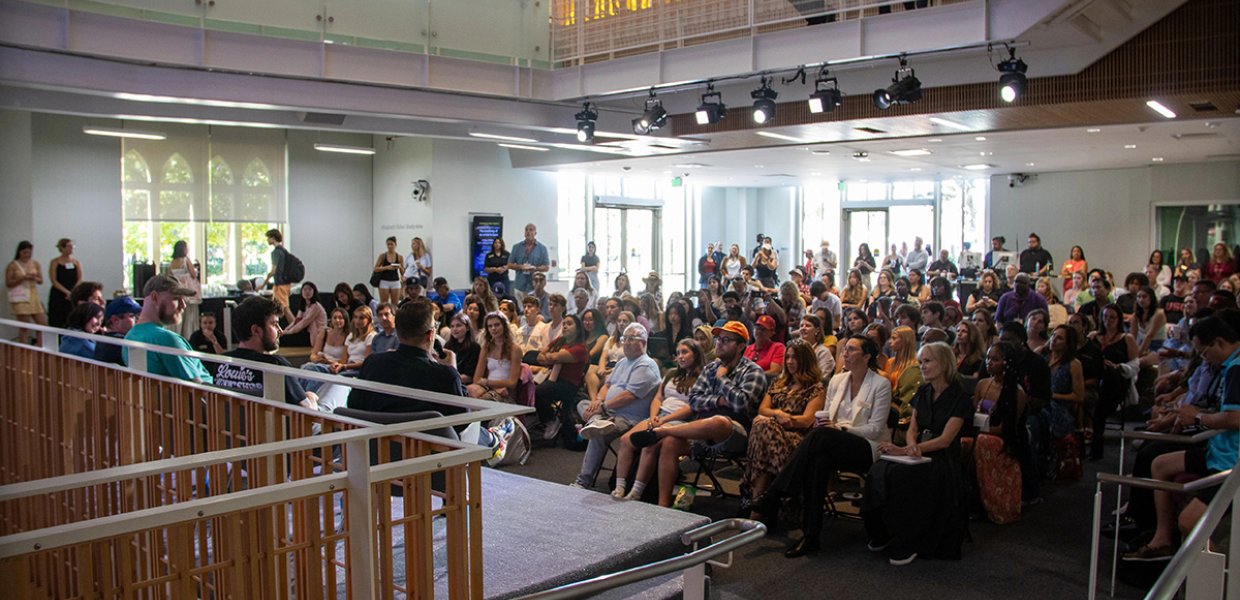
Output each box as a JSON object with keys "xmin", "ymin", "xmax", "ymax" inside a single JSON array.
[
  {"xmin": 47, "ymin": 238, "xmax": 81, "ymax": 328},
  {"xmin": 1090, "ymin": 304, "xmax": 1137, "ymax": 459},
  {"xmin": 862, "ymin": 341, "xmax": 970, "ymax": 566}
]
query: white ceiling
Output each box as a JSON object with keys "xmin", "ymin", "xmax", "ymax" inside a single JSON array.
[{"xmin": 535, "ymin": 116, "xmax": 1240, "ymax": 186}]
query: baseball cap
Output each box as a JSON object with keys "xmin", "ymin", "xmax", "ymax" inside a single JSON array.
[
  {"xmin": 711, "ymin": 321, "xmax": 750, "ymax": 344},
  {"xmin": 755, "ymin": 315, "xmax": 776, "ymax": 331},
  {"xmin": 105, "ymin": 296, "xmax": 141, "ymax": 319},
  {"xmin": 788, "ymin": 267, "xmax": 805, "ymax": 278},
  {"xmin": 142, "ymin": 274, "xmax": 198, "ymax": 298}
]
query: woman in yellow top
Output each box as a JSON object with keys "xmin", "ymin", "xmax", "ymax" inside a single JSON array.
[
  {"xmin": 884, "ymin": 326, "xmax": 922, "ymax": 435},
  {"xmin": 6, "ymin": 241, "xmax": 47, "ymax": 345},
  {"xmin": 1059, "ymin": 245, "xmax": 1087, "ymax": 293}
]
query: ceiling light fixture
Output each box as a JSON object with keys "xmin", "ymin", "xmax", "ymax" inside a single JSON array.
[
  {"xmin": 469, "ymin": 132, "xmax": 538, "ymax": 143},
  {"xmin": 996, "ymin": 46, "xmax": 1028, "ymax": 103},
  {"xmin": 82, "ymin": 126, "xmax": 167, "ymax": 140},
  {"xmin": 891, "ymin": 148, "xmax": 931, "ymax": 157},
  {"xmin": 874, "ymin": 57, "xmax": 922, "ymax": 110},
  {"xmin": 633, "ymin": 90, "xmax": 668, "ymax": 135},
  {"xmin": 497, "ymin": 143, "xmax": 549, "ymax": 152},
  {"xmin": 695, "ymin": 83, "xmax": 728, "ymax": 125},
  {"xmin": 574, "ymin": 103, "xmax": 598, "ymax": 143},
  {"xmin": 808, "ymin": 70, "xmax": 842, "ymax": 114},
  {"xmin": 756, "ymin": 131, "xmax": 807, "ymax": 143},
  {"xmin": 961, "ymin": 163, "xmax": 994, "ymax": 170},
  {"xmin": 1086, "ymin": 128, "xmax": 1101, "ymax": 133},
  {"xmin": 313, "ymin": 143, "xmax": 376, "ymax": 155},
  {"xmin": 928, "ymin": 117, "xmax": 970, "ymax": 131},
  {"xmin": 1146, "ymin": 100, "xmax": 1177, "ymax": 119},
  {"xmin": 975, "ymin": 136, "xmax": 987, "ymax": 141},
  {"xmin": 751, "ymin": 76, "xmax": 778, "ymax": 124}
]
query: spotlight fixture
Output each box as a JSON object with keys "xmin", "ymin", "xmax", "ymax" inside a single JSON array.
[
  {"xmin": 996, "ymin": 46, "xmax": 1028, "ymax": 103},
  {"xmin": 873, "ymin": 57, "xmax": 921, "ymax": 110},
  {"xmin": 750, "ymin": 76, "xmax": 778, "ymax": 125},
  {"xmin": 632, "ymin": 90, "xmax": 668, "ymax": 135},
  {"xmin": 808, "ymin": 70, "xmax": 842, "ymax": 114},
  {"xmin": 575, "ymin": 103, "xmax": 598, "ymax": 143},
  {"xmin": 695, "ymin": 83, "xmax": 727, "ymax": 125}
]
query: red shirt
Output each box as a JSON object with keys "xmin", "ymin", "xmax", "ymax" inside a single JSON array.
[{"xmin": 744, "ymin": 341, "xmax": 786, "ymax": 372}]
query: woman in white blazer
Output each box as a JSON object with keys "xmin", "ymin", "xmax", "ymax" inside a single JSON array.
[{"xmin": 755, "ymin": 335, "xmax": 893, "ymax": 558}]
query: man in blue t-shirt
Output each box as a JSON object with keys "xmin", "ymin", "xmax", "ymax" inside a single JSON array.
[
  {"xmin": 124, "ymin": 274, "xmax": 213, "ymax": 383},
  {"xmin": 1123, "ymin": 310, "xmax": 1240, "ymax": 562},
  {"xmin": 573, "ymin": 323, "xmax": 661, "ymax": 490},
  {"xmin": 507, "ymin": 223, "xmax": 549, "ymax": 294}
]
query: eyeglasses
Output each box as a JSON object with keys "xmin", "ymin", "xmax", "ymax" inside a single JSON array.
[
  {"xmin": 620, "ymin": 335, "xmax": 644, "ymax": 342},
  {"xmin": 715, "ymin": 336, "xmax": 743, "ymax": 345}
]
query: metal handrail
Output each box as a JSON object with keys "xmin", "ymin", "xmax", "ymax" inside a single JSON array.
[
  {"xmin": 1145, "ymin": 466, "xmax": 1240, "ymax": 599},
  {"xmin": 517, "ymin": 518, "xmax": 765, "ymax": 600},
  {"xmin": 1120, "ymin": 428, "xmax": 1222, "ymax": 444},
  {"xmin": 1096, "ymin": 469, "xmax": 1232, "ymax": 494}
]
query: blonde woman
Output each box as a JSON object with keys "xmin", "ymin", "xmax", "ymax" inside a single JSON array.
[
  {"xmin": 405, "ymin": 237, "xmax": 432, "ymax": 287},
  {"xmin": 743, "ymin": 341, "xmax": 826, "ymax": 510},
  {"xmin": 870, "ymin": 269, "xmax": 896, "ymax": 304},
  {"xmin": 468, "ymin": 312, "xmax": 524, "ymax": 400},
  {"xmin": 841, "ymin": 268, "xmax": 869, "ymax": 311},
  {"xmin": 471, "ymin": 277, "xmax": 500, "ymax": 314},
  {"xmin": 373, "ymin": 236, "xmax": 405, "ymax": 305},
  {"xmin": 46, "ymin": 238, "xmax": 82, "ymax": 328},
  {"xmin": 884, "ymin": 325, "xmax": 922, "ymax": 430}
]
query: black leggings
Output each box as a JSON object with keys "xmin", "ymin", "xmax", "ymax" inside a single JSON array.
[
  {"xmin": 534, "ymin": 380, "xmax": 580, "ymax": 423},
  {"xmin": 770, "ymin": 427, "xmax": 874, "ymax": 539}
]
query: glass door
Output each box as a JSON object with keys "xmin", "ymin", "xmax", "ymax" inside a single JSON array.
[{"xmin": 593, "ymin": 204, "xmax": 660, "ymax": 296}]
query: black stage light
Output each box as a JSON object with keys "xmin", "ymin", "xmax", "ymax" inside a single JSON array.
[
  {"xmin": 997, "ymin": 47, "xmax": 1028, "ymax": 103},
  {"xmin": 751, "ymin": 76, "xmax": 778, "ymax": 124},
  {"xmin": 873, "ymin": 58, "xmax": 921, "ymax": 110},
  {"xmin": 633, "ymin": 91, "xmax": 667, "ymax": 135},
  {"xmin": 575, "ymin": 104, "xmax": 598, "ymax": 143},
  {"xmin": 695, "ymin": 84, "xmax": 727, "ymax": 125},
  {"xmin": 808, "ymin": 71, "xmax": 842, "ymax": 114}
]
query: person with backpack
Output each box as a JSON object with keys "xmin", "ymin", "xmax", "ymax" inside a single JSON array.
[{"xmin": 264, "ymin": 228, "xmax": 305, "ymax": 322}]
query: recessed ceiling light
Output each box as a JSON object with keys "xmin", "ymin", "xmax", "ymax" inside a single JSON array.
[
  {"xmin": 890, "ymin": 148, "xmax": 932, "ymax": 157},
  {"xmin": 927, "ymin": 138, "xmax": 943, "ymax": 143},
  {"xmin": 974, "ymin": 136, "xmax": 987, "ymax": 141},
  {"xmin": 1152, "ymin": 157, "xmax": 1165, "ymax": 162},
  {"xmin": 82, "ymin": 126, "xmax": 167, "ymax": 140},
  {"xmin": 961, "ymin": 163, "xmax": 994, "ymax": 170},
  {"xmin": 1124, "ymin": 144, "xmax": 1137, "ymax": 149},
  {"xmin": 1086, "ymin": 128, "xmax": 1101, "ymax": 133},
  {"xmin": 754, "ymin": 164, "xmax": 765, "ymax": 168},
  {"xmin": 809, "ymin": 149, "xmax": 831, "ymax": 155},
  {"xmin": 1146, "ymin": 100, "xmax": 1177, "ymax": 119},
  {"xmin": 312, "ymin": 143, "xmax": 376, "ymax": 155},
  {"xmin": 756, "ymin": 131, "xmax": 808, "ymax": 143},
  {"xmin": 857, "ymin": 179, "xmax": 868, "ymax": 183},
  {"xmin": 671, "ymin": 163, "xmax": 707, "ymax": 168},
  {"xmin": 810, "ymin": 172, "xmax": 822, "ymax": 176},
  {"xmin": 928, "ymin": 117, "xmax": 971, "ymax": 131},
  {"xmin": 979, "ymin": 151, "xmax": 993, "ymax": 156},
  {"xmin": 910, "ymin": 167, "xmax": 922, "ymax": 172},
  {"xmin": 471, "ymin": 132, "xmax": 539, "ymax": 143},
  {"xmin": 1025, "ymin": 162, "xmax": 1036, "ymax": 167},
  {"xmin": 497, "ymin": 143, "xmax": 549, "ymax": 152}
]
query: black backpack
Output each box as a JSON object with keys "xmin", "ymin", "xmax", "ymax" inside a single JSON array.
[{"xmin": 284, "ymin": 251, "xmax": 305, "ymax": 283}]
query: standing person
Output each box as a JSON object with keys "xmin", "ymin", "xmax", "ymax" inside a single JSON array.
[
  {"xmin": 1059, "ymin": 246, "xmax": 1088, "ymax": 293},
  {"xmin": 904, "ymin": 237, "xmax": 930, "ymax": 274},
  {"xmin": 372, "ymin": 236, "xmax": 405, "ymax": 306},
  {"xmin": 698, "ymin": 243, "xmax": 724, "ymax": 289},
  {"xmin": 882, "ymin": 244, "xmax": 904, "ymax": 279},
  {"xmin": 984, "ymin": 237, "xmax": 1008, "ymax": 270},
  {"xmin": 166, "ymin": 240, "xmax": 201, "ymax": 340},
  {"xmin": 484, "ymin": 238, "xmax": 511, "ymax": 296},
  {"xmin": 753, "ymin": 244, "xmax": 780, "ymax": 289},
  {"xmin": 815, "ymin": 240, "xmax": 838, "ymax": 285},
  {"xmin": 123, "ymin": 274, "xmax": 212, "ymax": 383},
  {"xmin": 263, "ymin": 229, "xmax": 295, "ymax": 323},
  {"xmin": 853, "ymin": 243, "xmax": 877, "ymax": 288},
  {"xmin": 580, "ymin": 240, "xmax": 601, "ymax": 292},
  {"xmin": 1147, "ymin": 249, "xmax": 1172, "ymax": 288},
  {"xmin": 1174, "ymin": 247, "xmax": 1199, "ymax": 279},
  {"xmin": 1018, "ymin": 233, "xmax": 1053, "ymax": 276},
  {"xmin": 403, "ymin": 237, "xmax": 432, "ymax": 288},
  {"xmin": 46, "ymin": 238, "xmax": 82, "ymax": 328},
  {"xmin": 721, "ymin": 244, "xmax": 747, "ymax": 280},
  {"xmin": 507, "ymin": 223, "xmax": 549, "ymax": 294},
  {"xmin": 6, "ymin": 241, "xmax": 47, "ymax": 345},
  {"xmin": 1091, "ymin": 305, "xmax": 1138, "ymax": 460},
  {"xmin": 217, "ymin": 296, "xmax": 316, "ymax": 407}
]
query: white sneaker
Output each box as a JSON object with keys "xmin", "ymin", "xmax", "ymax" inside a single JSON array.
[
  {"xmin": 580, "ymin": 419, "xmax": 617, "ymax": 440},
  {"xmin": 611, "ymin": 487, "xmax": 628, "ymax": 500},
  {"xmin": 567, "ymin": 481, "xmax": 584, "ymax": 489}
]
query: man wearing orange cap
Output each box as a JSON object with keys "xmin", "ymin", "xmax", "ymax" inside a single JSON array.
[{"xmin": 630, "ymin": 320, "xmax": 768, "ymax": 507}]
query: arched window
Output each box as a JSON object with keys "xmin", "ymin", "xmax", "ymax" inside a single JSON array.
[{"xmin": 209, "ymin": 155, "xmax": 235, "ymax": 221}]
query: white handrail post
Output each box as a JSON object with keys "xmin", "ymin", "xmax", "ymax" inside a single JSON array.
[
  {"xmin": 1088, "ymin": 480, "xmax": 1101, "ymax": 600},
  {"xmin": 345, "ymin": 438, "xmax": 377, "ymax": 600},
  {"xmin": 682, "ymin": 562, "xmax": 706, "ymax": 600},
  {"xmin": 1185, "ymin": 549, "xmax": 1226, "ymax": 600},
  {"xmin": 1229, "ymin": 493, "xmax": 1240, "ymax": 600}
]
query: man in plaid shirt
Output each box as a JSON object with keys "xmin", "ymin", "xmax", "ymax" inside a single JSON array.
[{"xmin": 631, "ymin": 321, "xmax": 768, "ymax": 506}]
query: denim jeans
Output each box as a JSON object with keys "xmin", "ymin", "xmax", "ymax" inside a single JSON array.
[{"xmin": 573, "ymin": 399, "xmax": 640, "ymax": 487}]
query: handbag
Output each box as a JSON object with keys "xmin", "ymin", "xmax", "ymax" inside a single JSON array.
[
  {"xmin": 7, "ymin": 283, "xmax": 30, "ymax": 304},
  {"xmin": 369, "ymin": 271, "xmax": 383, "ymax": 288}
]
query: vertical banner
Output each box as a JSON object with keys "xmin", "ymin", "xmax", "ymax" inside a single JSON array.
[{"xmin": 470, "ymin": 214, "xmax": 503, "ymax": 282}]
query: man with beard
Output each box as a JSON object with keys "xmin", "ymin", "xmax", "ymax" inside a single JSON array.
[
  {"xmin": 216, "ymin": 296, "xmax": 315, "ymax": 406},
  {"xmin": 124, "ymin": 274, "xmax": 212, "ymax": 383}
]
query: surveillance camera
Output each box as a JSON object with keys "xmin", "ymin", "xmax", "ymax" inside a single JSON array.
[
  {"xmin": 682, "ymin": 172, "xmax": 690, "ymax": 177},
  {"xmin": 622, "ymin": 166, "xmax": 632, "ymax": 172},
  {"xmin": 1007, "ymin": 173, "xmax": 1031, "ymax": 188}
]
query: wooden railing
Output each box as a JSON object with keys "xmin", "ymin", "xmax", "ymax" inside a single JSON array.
[{"xmin": 0, "ymin": 321, "xmax": 528, "ymax": 599}]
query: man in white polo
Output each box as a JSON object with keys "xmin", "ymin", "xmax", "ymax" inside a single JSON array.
[{"xmin": 570, "ymin": 323, "xmax": 661, "ymax": 490}]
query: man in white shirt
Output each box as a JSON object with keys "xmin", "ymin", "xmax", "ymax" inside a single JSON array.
[
  {"xmin": 815, "ymin": 240, "xmax": 838, "ymax": 284},
  {"xmin": 516, "ymin": 295, "xmax": 549, "ymax": 353},
  {"xmin": 808, "ymin": 280, "xmax": 844, "ymax": 331},
  {"xmin": 904, "ymin": 237, "xmax": 929, "ymax": 273}
]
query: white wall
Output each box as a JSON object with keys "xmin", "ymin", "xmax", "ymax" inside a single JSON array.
[
  {"xmin": 990, "ymin": 162, "xmax": 1240, "ymax": 277},
  {"xmin": 697, "ymin": 185, "xmax": 799, "ymax": 260},
  {"xmin": 287, "ymin": 130, "xmax": 374, "ymax": 289},
  {"xmin": 0, "ymin": 110, "xmax": 34, "ymax": 319}
]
